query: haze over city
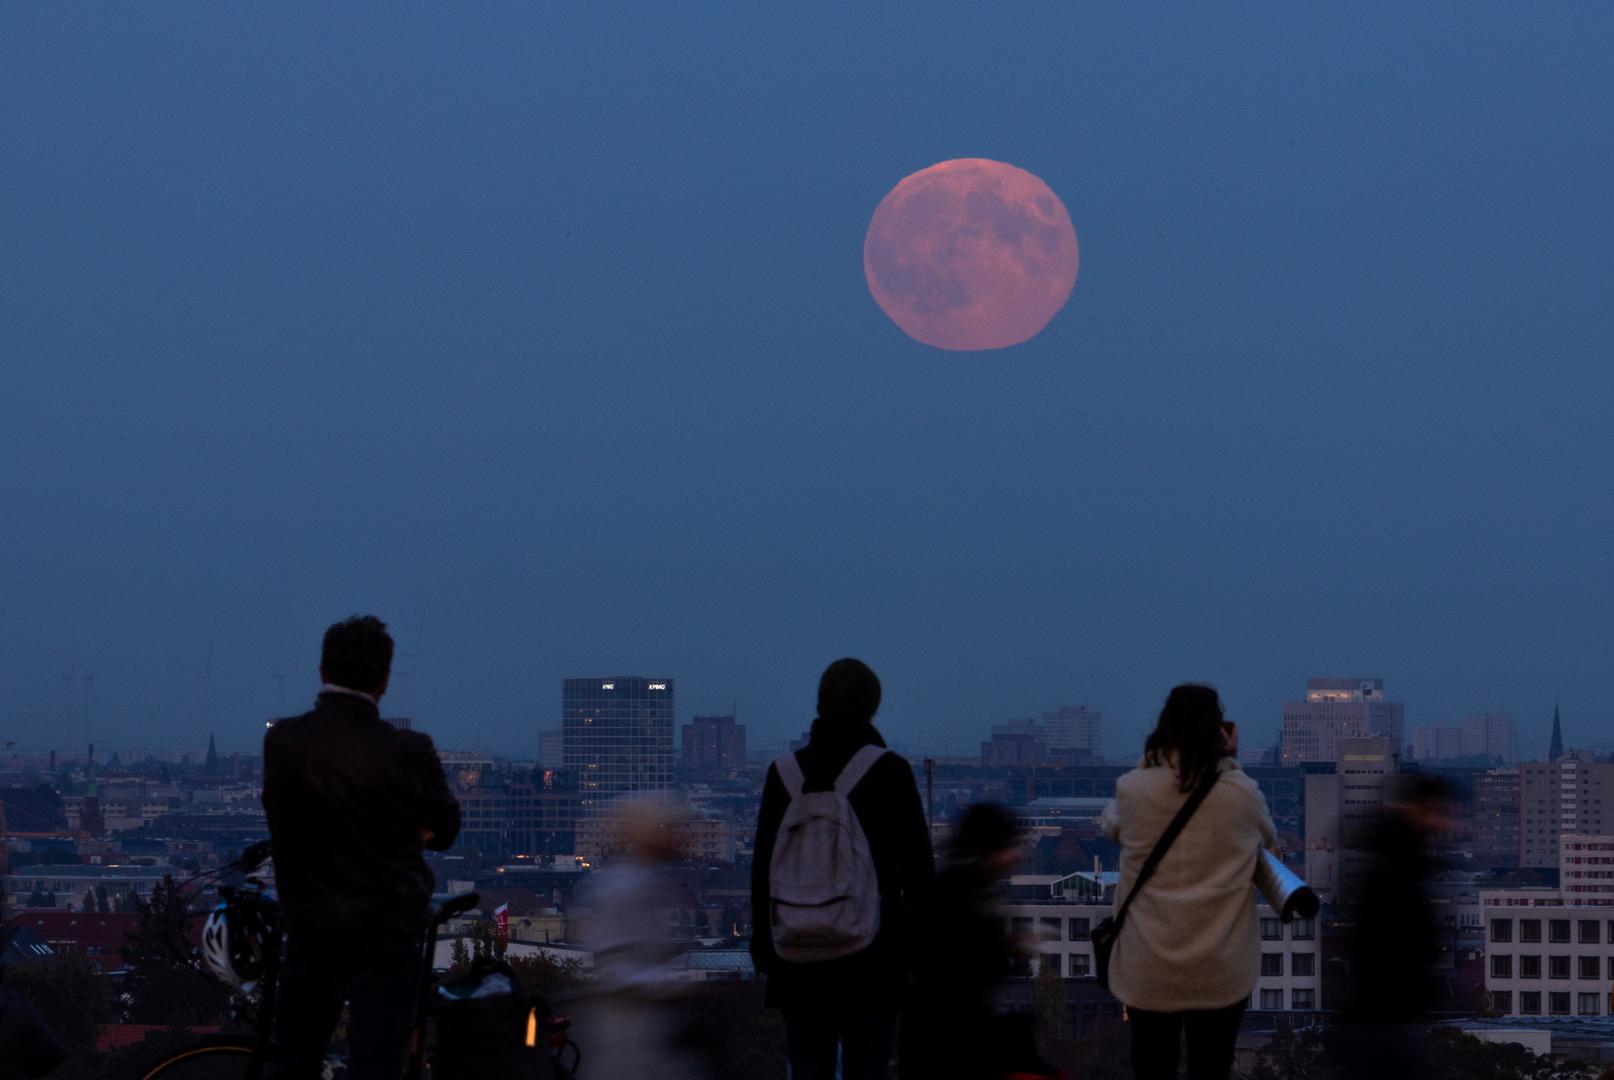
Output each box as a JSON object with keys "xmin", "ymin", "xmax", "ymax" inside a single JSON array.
[{"xmin": 4, "ymin": 5, "xmax": 1612, "ymax": 759}]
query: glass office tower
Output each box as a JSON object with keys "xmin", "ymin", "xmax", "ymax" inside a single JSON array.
[{"xmin": 562, "ymin": 676, "xmax": 675, "ymax": 813}]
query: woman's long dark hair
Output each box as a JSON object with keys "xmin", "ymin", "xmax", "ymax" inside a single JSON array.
[{"xmin": 1143, "ymin": 683, "xmax": 1228, "ymax": 792}]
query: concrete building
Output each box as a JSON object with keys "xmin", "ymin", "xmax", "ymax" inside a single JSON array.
[
  {"xmin": 454, "ymin": 770, "xmax": 581, "ymax": 858},
  {"xmin": 1464, "ymin": 712, "xmax": 1520, "ymax": 766},
  {"xmin": 562, "ymin": 677, "xmax": 675, "ymax": 814},
  {"xmin": 1521, "ymin": 752, "xmax": 1614, "ymax": 870},
  {"xmin": 1041, "ymin": 706, "xmax": 1102, "ymax": 758},
  {"xmin": 1474, "ymin": 768, "xmax": 1523, "ymax": 868},
  {"xmin": 574, "ymin": 805, "xmax": 736, "ymax": 863},
  {"xmin": 1482, "ymin": 849, "xmax": 1614, "ymax": 1017},
  {"xmin": 536, "ymin": 729, "xmax": 563, "ymax": 769},
  {"xmin": 1015, "ymin": 797, "xmax": 1111, "ymax": 832},
  {"xmin": 681, "ymin": 714, "xmax": 746, "ymax": 775},
  {"xmin": 1411, "ymin": 713, "xmax": 1519, "ymax": 766},
  {"xmin": 1412, "ymin": 723, "xmax": 1465, "ymax": 763},
  {"xmin": 1303, "ymin": 736, "xmax": 1399, "ymax": 899},
  {"xmin": 1561, "ymin": 834, "xmax": 1614, "ymax": 904},
  {"xmin": 982, "ymin": 719, "xmax": 1047, "ymax": 768},
  {"xmin": 1279, "ymin": 678, "xmax": 1404, "ymax": 767}
]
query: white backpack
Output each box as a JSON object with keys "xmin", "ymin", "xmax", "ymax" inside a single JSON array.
[{"xmin": 767, "ymin": 744, "xmax": 887, "ymax": 963}]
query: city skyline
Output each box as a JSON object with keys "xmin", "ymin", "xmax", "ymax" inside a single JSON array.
[{"xmin": 8, "ymin": 669, "xmax": 1594, "ymax": 765}]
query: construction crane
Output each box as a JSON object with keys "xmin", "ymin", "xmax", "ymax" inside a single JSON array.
[{"xmin": 393, "ymin": 610, "xmax": 428, "ymax": 715}]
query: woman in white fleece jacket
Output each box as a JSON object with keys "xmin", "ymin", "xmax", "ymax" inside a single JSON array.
[{"xmin": 1099, "ymin": 684, "xmax": 1277, "ymax": 1080}]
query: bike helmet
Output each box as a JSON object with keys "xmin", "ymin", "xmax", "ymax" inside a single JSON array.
[{"xmin": 201, "ymin": 900, "xmax": 272, "ymax": 992}]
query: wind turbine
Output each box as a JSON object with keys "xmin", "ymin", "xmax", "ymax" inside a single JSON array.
[{"xmin": 198, "ymin": 643, "xmax": 213, "ymax": 733}]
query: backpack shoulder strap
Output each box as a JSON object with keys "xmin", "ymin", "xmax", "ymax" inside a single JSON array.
[
  {"xmin": 833, "ymin": 744, "xmax": 889, "ymax": 797},
  {"xmin": 773, "ymin": 752, "xmax": 806, "ymax": 800}
]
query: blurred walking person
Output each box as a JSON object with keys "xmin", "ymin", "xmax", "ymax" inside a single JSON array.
[
  {"xmin": 573, "ymin": 795, "xmax": 703, "ymax": 1080},
  {"xmin": 902, "ymin": 802, "xmax": 1061, "ymax": 1080},
  {"xmin": 1332, "ymin": 774, "xmax": 1453, "ymax": 1079},
  {"xmin": 1099, "ymin": 685, "xmax": 1275, "ymax": 1080},
  {"xmin": 752, "ymin": 658, "xmax": 934, "ymax": 1080}
]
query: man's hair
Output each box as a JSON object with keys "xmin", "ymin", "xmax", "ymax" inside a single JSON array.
[
  {"xmin": 1395, "ymin": 772, "xmax": 1458, "ymax": 808},
  {"xmin": 948, "ymin": 801, "xmax": 1023, "ymax": 865},
  {"xmin": 320, "ymin": 615, "xmax": 394, "ymax": 692},
  {"xmin": 817, "ymin": 657, "xmax": 882, "ymax": 728}
]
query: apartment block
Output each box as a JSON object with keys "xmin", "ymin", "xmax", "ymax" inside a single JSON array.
[
  {"xmin": 1520, "ymin": 752, "xmax": 1614, "ymax": 870},
  {"xmin": 1473, "ymin": 768, "xmax": 1522, "ymax": 868},
  {"xmin": 1041, "ymin": 706, "xmax": 1103, "ymax": 758},
  {"xmin": 1482, "ymin": 834, "xmax": 1614, "ymax": 1018}
]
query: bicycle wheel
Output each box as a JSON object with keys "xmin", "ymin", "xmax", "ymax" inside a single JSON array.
[{"xmin": 136, "ymin": 1037, "xmax": 256, "ymax": 1080}]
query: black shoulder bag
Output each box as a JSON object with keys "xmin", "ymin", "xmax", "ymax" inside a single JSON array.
[{"xmin": 1091, "ymin": 768, "xmax": 1220, "ymax": 990}]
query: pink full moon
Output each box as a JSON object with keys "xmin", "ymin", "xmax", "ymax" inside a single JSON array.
[{"xmin": 864, "ymin": 158, "xmax": 1079, "ymax": 351}]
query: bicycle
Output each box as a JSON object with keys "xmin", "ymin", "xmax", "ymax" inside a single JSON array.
[{"xmin": 132, "ymin": 843, "xmax": 579, "ymax": 1080}]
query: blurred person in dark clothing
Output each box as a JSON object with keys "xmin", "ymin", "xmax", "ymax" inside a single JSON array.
[
  {"xmin": 902, "ymin": 802, "xmax": 1057, "ymax": 1080},
  {"xmin": 751, "ymin": 658, "xmax": 935, "ymax": 1080},
  {"xmin": 261, "ymin": 614, "xmax": 461, "ymax": 1080},
  {"xmin": 1333, "ymin": 773, "xmax": 1454, "ymax": 1080}
]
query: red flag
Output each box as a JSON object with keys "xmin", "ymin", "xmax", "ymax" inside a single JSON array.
[{"xmin": 494, "ymin": 903, "xmax": 509, "ymax": 944}]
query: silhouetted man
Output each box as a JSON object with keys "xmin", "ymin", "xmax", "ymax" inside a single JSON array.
[
  {"xmin": 751, "ymin": 658, "xmax": 934, "ymax": 1080},
  {"xmin": 1334, "ymin": 774, "xmax": 1453, "ymax": 1080},
  {"xmin": 261, "ymin": 615, "xmax": 460, "ymax": 1079}
]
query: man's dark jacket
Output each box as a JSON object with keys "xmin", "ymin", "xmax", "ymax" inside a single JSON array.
[
  {"xmin": 262, "ymin": 690, "xmax": 460, "ymax": 937},
  {"xmin": 749, "ymin": 720, "xmax": 934, "ymax": 1010},
  {"xmin": 1344, "ymin": 811, "xmax": 1439, "ymax": 1022}
]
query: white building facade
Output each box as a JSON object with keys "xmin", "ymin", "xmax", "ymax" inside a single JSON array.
[{"xmin": 1482, "ymin": 836, "xmax": 1614, "ymax": 1018}]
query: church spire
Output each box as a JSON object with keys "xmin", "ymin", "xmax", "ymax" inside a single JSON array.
[{"xmin": 1549, "ymin": 702, "xmax": 1564, "ymax": 763}]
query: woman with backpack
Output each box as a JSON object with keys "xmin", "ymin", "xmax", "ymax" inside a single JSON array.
[
  {"xmin": 1098, "ymin": 685, "xmax": 1276, "ymax": 1080},
  {"xmin": 750, "ymin": 658, "xmax": 935, "ymax": 1080}
]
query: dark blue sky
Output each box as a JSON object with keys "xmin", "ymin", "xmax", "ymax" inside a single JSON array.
[{"xmin": 3, "ymin": 5, "xmax": 1611, "ymax": 760}]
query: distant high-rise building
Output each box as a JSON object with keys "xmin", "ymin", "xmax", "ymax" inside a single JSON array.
[
  {"xmin": 537, "ymin": 729, "xmax": 563, "ymax": 768},
  {"xmin": 1520, "ymin": 751, "xmax": 1614, "ymax": 869},
  {"xmin": 382, "ymin": 716, "xmax": 414, "ymax": 731},
  {"xmin": 1411, "ymin": 723, "xmax": 1464, "ymax": 763},
  {"xmin": 981, "ymin": 719, "xmax": 1047, "ymax": 768},
  {"xmin": 1041, "ymin": 706, "xmax": 1102, "ymax": 758},
  {"xmin": 562, "ymin": 677, "xmax": 675, "ymax": 813},
  {"xmin": 1461, "ymin": 712, "xmax": 1518, "ymax": 765},
  {"xmin": 1410, "ymin": 713, "xmax": 1518, "ymax": 765},
  {"xmin": 1473, "ymin": 768, "xmax": 1522, "ymax": 868},
  {"xmin": 681, "ymin": 713, "xmax": 746, "ymax": 775},
  {"xmin": 1548, "ymin": 704, "xmax": 1565, "ymax": 763},
  {"xmin": 1279, "ymin": 678, "xmax": 1404, "ymax": 766},
  {"xmin": 1303, "ymin": 735, "xmax": 1399, "ymax": 898}
]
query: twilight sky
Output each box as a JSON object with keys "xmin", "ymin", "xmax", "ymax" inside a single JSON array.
[{"xmin": 3, "ymin": 5, "xmax": 1611, "ymax": 761}]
